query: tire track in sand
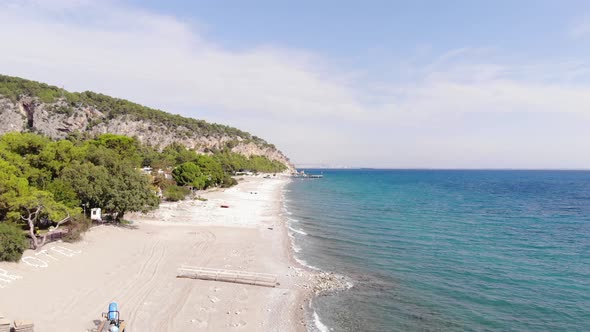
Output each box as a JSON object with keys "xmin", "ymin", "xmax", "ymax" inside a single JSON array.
[
  {"xmin": 155, "ymin": 230, "xmax": 217, "ymax": 331},
  {"xmin": 85, "ymin": 238, "xmax": 162, "ymax": 321},
  {"xmin": 123, "ymin": 240, "xmax": 167, "ymax": 330},
  {"xmin": 55, "ymin": 236, "xmax": 159, "ymax": 323}
]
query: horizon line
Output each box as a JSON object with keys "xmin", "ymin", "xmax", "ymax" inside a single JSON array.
[{"xmin": 294, "ymin": 167, "xmax": 590, "ymax": 171}]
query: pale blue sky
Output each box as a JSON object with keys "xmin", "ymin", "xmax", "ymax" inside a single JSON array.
[
  {"xmin": 1, "ymin": 1, "xmax": 589, "ymax": 168},
  {"xmin": 129, "ymin": 1, "xmax": 590, "ymax": 63}
]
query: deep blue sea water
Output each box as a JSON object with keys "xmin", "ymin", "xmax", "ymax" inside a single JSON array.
[{"xmin": 283, "ymin": 170, "xmax": 590, "ymax": 332}]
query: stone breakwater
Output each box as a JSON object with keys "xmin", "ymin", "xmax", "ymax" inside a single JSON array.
[
  {"xmin": 285, "ymin": 266, "xmax": 351, "ymax": 330},
  {"xmin": 311, "ymin": 272, "xmax": 350, "ymax": 295},
  {"xmin": 285, "ymin": 266, "xmax": 349, "ymax": 296}
]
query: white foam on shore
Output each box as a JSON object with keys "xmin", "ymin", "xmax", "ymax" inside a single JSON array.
[
  {"xmin": 313, "ymin": 311, "xmax": 330, "ymax": 332},
  {"xmin": 287, "ymin": 232, "xmax": 304, "ymax": 255},
  {"xmin": 293, "ymin": 255, "xmax": 320, "ymax": 270},
  {"xmin": 288, "ymin": 226, "xmax": 307, "ymax": 236},
  {"xmin": 282, "ymin": 185, "xmax": 320, "ymax": 270}
]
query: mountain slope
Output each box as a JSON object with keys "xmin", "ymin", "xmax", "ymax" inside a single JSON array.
[{"xmin": 0, "ymin": 75, "xmax": 293, "ymax": 170}]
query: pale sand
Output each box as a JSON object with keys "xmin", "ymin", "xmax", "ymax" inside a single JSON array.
[{"xmin": 0, "ymin": 176, "xmax": 311, "ymax": 332}]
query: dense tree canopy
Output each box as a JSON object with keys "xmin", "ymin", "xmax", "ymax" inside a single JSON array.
[
  {"xmin": 0, "ymin": 131, "xmax": 287, "ymax": 256},
  {"xmin": 0, "ymin": 133, "xmax": 158, "ymax": 223},
  {"xmin": 213, "ymin": 150, "xmax": 288, "ymax": 173},
  {"xmin": 172, "ymin": 162, "xmax": 207, "ymax": 189}
]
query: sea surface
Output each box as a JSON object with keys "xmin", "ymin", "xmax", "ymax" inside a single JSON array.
[{"xmin": 282, "ymin": 169, "xmax": 590, "ymax": 332}]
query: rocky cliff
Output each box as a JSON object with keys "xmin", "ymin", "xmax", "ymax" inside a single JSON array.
[{"xmin": 0, "ymin": 75, "xmax": 294, "ymax": 171}]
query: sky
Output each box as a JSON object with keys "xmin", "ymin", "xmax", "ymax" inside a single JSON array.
[{"xmin": 1, "ymin": 0, "xmax": 590, "ymax": 169}]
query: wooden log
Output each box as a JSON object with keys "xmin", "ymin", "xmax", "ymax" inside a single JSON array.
[
  {"xmin": 0, "ymin": 318, "xmax": 10, "ymax": 332},
  {"xmin": 177, "ymin": 266, "xmax": 277, "ymax": 287},
  {"xmin": 13, "ymin": 320, "xmax": 34, "ymax": 332}
]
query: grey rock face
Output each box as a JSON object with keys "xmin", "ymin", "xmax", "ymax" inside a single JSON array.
[
  {"xmin": 0, "ymin": 96, "xmax": 294, "ymax": 171},
  {"xmin": 0, "ymin": 99, "xmax": 26, "ymax": 133}
]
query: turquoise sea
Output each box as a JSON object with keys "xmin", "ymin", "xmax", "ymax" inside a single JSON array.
[{"xmin": 283, "ymin": 170, "xmax": 590, "ymax": 332}]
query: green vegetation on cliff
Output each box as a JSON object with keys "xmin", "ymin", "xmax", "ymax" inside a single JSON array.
[{"xmin": 0, "ymin": 74, "xmax": 274, "ymax": 147}]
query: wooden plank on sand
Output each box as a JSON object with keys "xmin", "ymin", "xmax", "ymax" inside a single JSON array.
[
  {"xmin": 177, "ymin": 265, "xmax": 278, "ymax": 288},
  {"xmin": 0, "ymin": 318, "xmax": 10, "ymax": 332},
  {"xmin": 13, "ymin": 320, "xmax": 34, "ymax": 332}
]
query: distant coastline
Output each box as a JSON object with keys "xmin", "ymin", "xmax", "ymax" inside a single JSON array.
[{"xmin": 297, "ymin": 167, "xmax": 590, "ymax": 171}]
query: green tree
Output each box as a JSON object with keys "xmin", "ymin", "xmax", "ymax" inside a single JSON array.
[
  {"xmin": 0, "ymin": 131, "xmax": 49, "ymax": 157},
  {"xmin": 0, "ymin": 160, "xmax": 29, "ymax": 222},
  {"xmin": 101, "ymin": 163, "xmax": 159, "ymax": 219},
  {"xmin": 5, "ymin": 186, "xmax": 77, "ymax": 249},
  {"xmin": 213, "ymin": 151, "xmax": 247, "ymax": 174},
  {"xmin": 46, "ymin": 179, "xmax": 80, "ymax": 209},
  {"xmin": 172, "ymin": 162, "xmax": 207, "ymax": 189},
  {"xmin": 0, "ymin": 223, "xmax": 28, "ymax": 262},
  {"xmin": 0, "ymin": 132, "xmax": 52, "ymax": 188},
  {"xmin": 62, "ymin": 158, "xmax": 158, "ymax": 220},
  {"xmin": 84, "ymin": 144, "xmax": 120, "ymax": 169},
  {"xmin": 194, "ymin": 155, "xmax": 224, "ymax": 187},
  {"xmin": 36, "ymin": 139, "xmax": 85, "ymax": 178},
  {"xmin": 95, "ymin": 134, "xmax": 142, "ymax": 166},
  {"xmin": 61, "ymin": 162, "xmax": 111, "ymax": 213},
  {"xmin": 157, "ymin": 143, "xmax": 199, "ymax": 167},
  {"xmin": 212, "ymin": 151, "xmax": 286, "ymax": 174}
]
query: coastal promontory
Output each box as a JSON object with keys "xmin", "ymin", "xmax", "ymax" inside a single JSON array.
[{"xmin": 0, "ymin": 74, "xmax": 293, "ymax": 171}]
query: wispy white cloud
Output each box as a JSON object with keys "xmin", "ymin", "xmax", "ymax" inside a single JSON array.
[
  {"xmin": 0, "ymin": 1, "xmax": 364, "ymax": 119},
  {"xmin": 382, "ymin": 68, "xmax": 590, "ymax": 120},
  {"xmin": 569, "ymin": 17, "xmax": 590, "ymax": 39},
  {"xmin": 1, "ymin": 1, "xmax": 589, "ymax": 168}
]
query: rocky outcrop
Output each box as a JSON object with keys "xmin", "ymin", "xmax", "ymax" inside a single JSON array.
[
  {"xmin": 0, "ymin": 96, "xmax": 294, "ymax": 171},
  {"xmin": 311, "ymin": 272, "xmax": 350, "ymax": 295},
  {"xmin": 0, "ymin": 99, "xmax": 26, "ymax": 133}
]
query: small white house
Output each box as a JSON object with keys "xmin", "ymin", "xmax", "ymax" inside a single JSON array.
[{"xmin": 90, "ymin": 208, "xmax": 102, "ymax": 221}]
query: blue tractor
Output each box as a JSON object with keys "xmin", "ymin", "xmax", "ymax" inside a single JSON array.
[{"xmin": 98, "ymin": 302, "xmax": 126, "ymax": 332}]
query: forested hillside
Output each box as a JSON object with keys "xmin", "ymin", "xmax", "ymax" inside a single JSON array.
[
  {"xmin": 0, "ymin": 74, "xmax": 293, "ymax": 170},
  {"xmin": 0, "ymin": 131, "xmax": 286, "ymax": 261}
]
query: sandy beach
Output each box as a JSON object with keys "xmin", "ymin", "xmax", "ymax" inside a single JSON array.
[{"xmin": 0, "ymin": 176, "xmax": 311, "ymax": 332}]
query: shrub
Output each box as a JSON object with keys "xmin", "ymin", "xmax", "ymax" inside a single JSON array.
[
  {"xmin": 163, "ymin": 185, "xmax": 190, "ymax": 202},
  {"xmin": 63, "ymin": 217, "xmax": 91, "ymax": 243},
  {"xmin": 152, "ymin": 175, "xmax": 175, "ymax": 190},
  {"xmin": 220, "ymin": 175, "xmax": 238, "ymax": 188},
  {"xmin": 0, "ymin": 223, "xmax": 29, "ymax": 262}
]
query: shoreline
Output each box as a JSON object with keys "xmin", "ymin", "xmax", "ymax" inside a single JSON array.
[
  {"xmin": 279, "ymin": 181, "xmax": 351, "ymax": 332},
  {"xmin": 0, "ymin": 175, "xmax": 316, "ymax": 331}
]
